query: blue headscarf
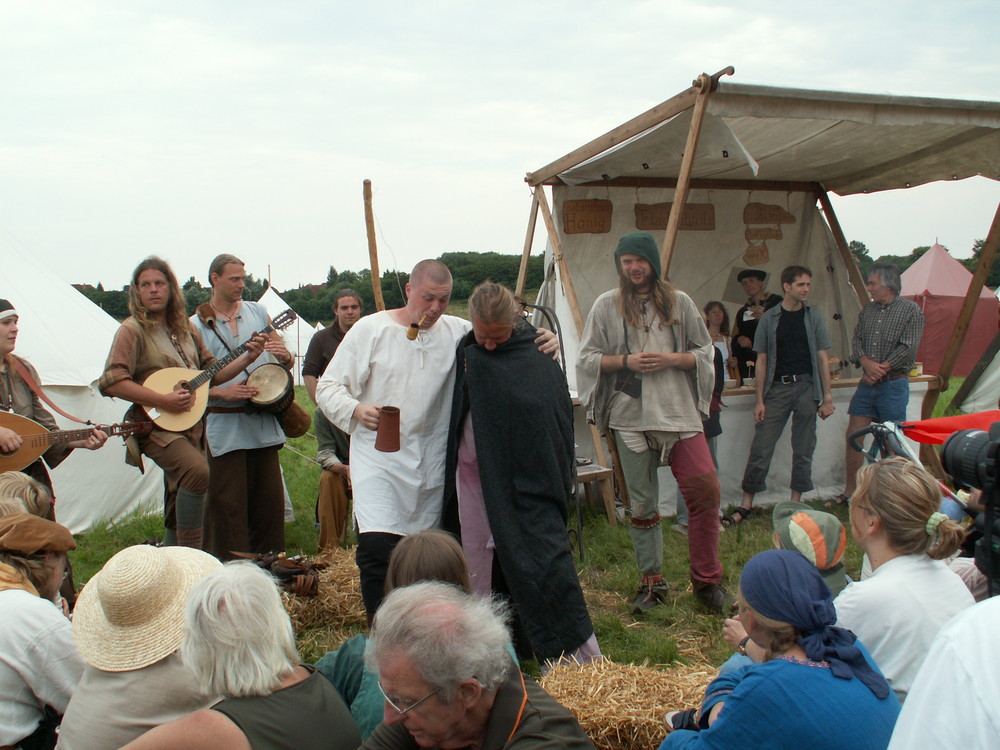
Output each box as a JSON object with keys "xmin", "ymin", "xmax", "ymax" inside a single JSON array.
[{"xmin": 741, "ymin": 549, "xmax": 890, "ymax": 699}]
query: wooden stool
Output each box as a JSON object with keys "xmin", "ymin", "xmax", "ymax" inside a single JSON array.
[{"xmin": 575, "ymin": 462, "xmax": 617, "ymax": 525}]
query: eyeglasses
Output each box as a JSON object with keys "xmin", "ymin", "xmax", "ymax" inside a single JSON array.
[{"xmin": 378, "ymin": 681, "xmax": 441, "ymax": 717}]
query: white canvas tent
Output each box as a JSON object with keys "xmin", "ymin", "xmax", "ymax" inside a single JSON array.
[
  {"xmin": 519, "ymin": 72, "xmax": 1000, "ymax": 507},
  {"xmin": 258, "ymin": 287, "xmax": 316, "ymax": 385},
  {"xmin": 4, "ymin": 239, "xmax": 165, "ymax": 533}
]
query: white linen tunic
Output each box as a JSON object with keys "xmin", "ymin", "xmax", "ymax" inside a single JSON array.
[{"xmin": 316, "ymin": 311, "xmax": 470, "ymax": 536}]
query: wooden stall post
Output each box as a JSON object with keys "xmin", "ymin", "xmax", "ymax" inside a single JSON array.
[
  {"xmin": 515, "ymin": 193, "xmax": 539, "ymax": 297},
  {"xmin": 818, "ymin": 190, "xmax": 872, "ymax": 310},
  {"xmin": 363, "ymin": 179, "xmax": 386, "ymax": 311}
]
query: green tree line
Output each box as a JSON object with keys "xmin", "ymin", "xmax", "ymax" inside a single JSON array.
[
  {"xmin": 73, "ymin": 252, "xmax": 545, "ymax": 323},
  {"xmin": 850, "ymin": 238, "xmax": 999, "ymax": 286}
]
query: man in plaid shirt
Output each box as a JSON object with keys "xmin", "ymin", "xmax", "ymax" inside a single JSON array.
[{"xmin": 833, "ymin": 263, "xmax": 923, "ymax": 505}]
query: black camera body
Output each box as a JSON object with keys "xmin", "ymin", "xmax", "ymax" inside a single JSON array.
[{"xmin": 942, "ymin": 422, "xmax": 1000, "ymax": 597}]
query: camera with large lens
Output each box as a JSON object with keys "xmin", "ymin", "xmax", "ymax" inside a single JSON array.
[{"xmin": 942, "ymin": 422, "xmax": 1000, "ymax": 596}]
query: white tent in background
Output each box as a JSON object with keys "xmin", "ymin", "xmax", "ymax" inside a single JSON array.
[
  {"xmin": 257, "ymin": 287, "xmax": 315, "ymax": 385},
  {"xmin": 3, "ymin": 239, "xmax": 164, "ymax": 533}
]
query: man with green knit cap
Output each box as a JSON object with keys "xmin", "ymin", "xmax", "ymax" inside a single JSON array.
[{"xmin": 577, "ymin": 232, "xmax": 729, "ymax": 613}]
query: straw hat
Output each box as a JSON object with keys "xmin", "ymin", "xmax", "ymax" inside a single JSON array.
[{"xmin": 72, "ymin": 544, "xmax": 222, "ymax": 672}]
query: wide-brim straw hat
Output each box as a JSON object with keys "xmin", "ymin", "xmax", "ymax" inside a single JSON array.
[{"xmin": 73, "ymin": 544, "xmax": 222, "ymax": 672}]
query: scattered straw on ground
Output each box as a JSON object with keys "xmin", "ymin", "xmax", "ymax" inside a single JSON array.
[
  {"xmin": 541, "ymin": 659, "xmax": 714, "ymax": 750},
  {"xmin": 282, "ymin": 547, "xmax": 366, "ymax": 632}
]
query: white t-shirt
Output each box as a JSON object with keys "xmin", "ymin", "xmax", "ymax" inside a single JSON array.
[
  {"xmin": 834, "ymin": 553, "xmax": 974, "ymax": 703},
  {"xmin": 888, "ymin": 595, "xmax": 1000, "ymax": 749},
  {"xmin": 0, "ymin": 589, "xmax": 84, "ymax": 745},
  {"xmin": 316, "ymin": 311, "xmax": 470, "ymax": 535}
]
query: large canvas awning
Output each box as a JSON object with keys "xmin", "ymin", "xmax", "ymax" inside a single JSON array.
[{"xmin": 533, "ymin": 82, "xmax": 1000, "ymax": 195}]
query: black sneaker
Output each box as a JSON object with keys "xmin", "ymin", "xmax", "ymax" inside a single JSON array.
[
  {"xmin": 665, "ymin": 708, "xmax": 700, "ymax": 732},
  {"xmin": 693, "ymin": 583, "xmax": 735, "ymax": 613},
  {"xmin": 629, "ymin": 582, "xmax": 669, "ymax": 613}
]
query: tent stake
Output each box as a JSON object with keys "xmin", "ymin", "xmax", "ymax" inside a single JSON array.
[{"xmin": 363, "ymin": 179, "xmax": 386, "ymax": 311}]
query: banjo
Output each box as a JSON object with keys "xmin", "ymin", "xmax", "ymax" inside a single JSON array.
[{"xmin": 141, "ymin": 309, "xmax": 296, "ymax": 432}]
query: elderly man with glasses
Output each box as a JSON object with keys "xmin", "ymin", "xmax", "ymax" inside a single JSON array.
[{"xmin": 361, "ymin": 581, "xmax": 595, "ymax": 749}]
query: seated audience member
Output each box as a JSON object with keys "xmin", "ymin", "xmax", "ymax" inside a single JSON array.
[
  {"xmin": 315, "ymin": 529, "xmax": 473, "ymax": 740},
  {"xmin": 887, "ymin": 595, "xmax": 1000, "ymax": 750},
  {"xmin": 834, "ymin": 457, "xmax": 974, "ymax": 702},
  {"xmin": 661, "ymin": 549, "xmax": 899, "ymax": 750},
  {"xmin": 0, "ymin": 470, "xmax": 54, "ymax": 519},
  {"xmin": 57, "ymin": 544, "xmax": 222, "ymax": 749},
  {"xmin": 709, "ymin": 502, "xmax": 849, "ymax": 676},
  {"xmin": 361, "ymin": 581, "xmax": 596, "ymax": 749},
  {"xmin": 121, "ymin": 562, "xmax": 360, "ymax": 750},
  {"xmin": 0, "ymin": 513, "xmax": 84, "ymax": 749}
]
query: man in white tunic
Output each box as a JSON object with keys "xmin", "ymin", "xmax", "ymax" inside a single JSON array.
[{"xmin": 317, "ymin": 260, "xmax": 556, "ymax": 619}]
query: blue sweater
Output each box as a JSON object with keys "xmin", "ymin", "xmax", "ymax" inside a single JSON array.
[{"xmin": 660, "ymin": 649, "xmax": 899, "ymax": 750}]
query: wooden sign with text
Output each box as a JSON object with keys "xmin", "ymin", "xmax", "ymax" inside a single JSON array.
[
  {"xmin": 745, "ymin": 227, "xmax": 783, "ymax": 241},
  {"xmin": 563, "ymin": 200, "xmax": 613, "ymax": 234},
  {"xmin": 743, "ymin": 203, "xmax": 796, "ymax": 225},
  {"xmin": 634, "ymin": 202, "xmax": 715, "ymax": 231}
]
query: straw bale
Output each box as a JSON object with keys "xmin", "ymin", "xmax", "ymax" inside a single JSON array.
[
  {"xmin": 282, "ymin": 547, "xmax": 366, "ymax": 632},
  {"xmin": 541, "ymin": 659, "xmax": 714, "ymax": 750}
]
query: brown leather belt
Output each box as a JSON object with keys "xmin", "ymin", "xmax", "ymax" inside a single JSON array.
[{"xmin": 207, "ymin": 406, "xmax": 245, "ymax": 414}]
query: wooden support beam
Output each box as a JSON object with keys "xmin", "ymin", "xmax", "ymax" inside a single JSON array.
[
  {"xmin": 515, "ymin": 193, "xmax": 539, "ymax": 298},
  {"xmin": 935, "ymin": 201, "xmax": 1000, "ymax": 389},
  {"xmin": 948, "ymin": 330, "xmax": 1000, "ymax": 413},
  {"xmin": 566, "ymin": 176, "xmax": 822, "ymax": 193},
  {"xmin": 534, "ymin": 186, "xmax": 586, "ymax": 336},
  {"xmin": 660, "ymin": 72, "xmax": 720, "ymax": 277},
  {"xmin": 363, "ymin": 179, "xmax": 385, "ymax": 311},
  {"xmin": 526, "ymin": 66, "xmax": 734, "ymax": 187},
  {"xmin": 818, "ymin": 189, "xmax": 871, "ymax": 311}
]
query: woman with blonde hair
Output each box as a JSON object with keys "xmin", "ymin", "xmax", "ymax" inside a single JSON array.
[
  {"xmin": 0, "ymin": 470, "xmax": 53, "ymax": 518},
  {"xmin": 661, "ymin": 549, "xmax": 898, "ymax": 749},
  {"xmin": 834, "ymin": 457, "xmax": 974, "ymax": 702}
]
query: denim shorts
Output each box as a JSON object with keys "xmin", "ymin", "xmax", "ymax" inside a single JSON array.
[{"xmin": 848, "ymin": 377, "xmax": 909, "ymax": 422}]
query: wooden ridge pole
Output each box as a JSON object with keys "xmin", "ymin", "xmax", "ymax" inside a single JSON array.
[
  {"xmin": 515, "ymin": 192, "xmax": 539, "ymax": 297},
  {"xmin": 818, "ymin": 190, "xmax": 871, "ymax": 311},
  {"xmin": 659, "ymin": 68, "xmax": 733, "ymax": 277},
  {"xmin": 363, "ymin": 179, "xmax": 386, "ymax": 311}
]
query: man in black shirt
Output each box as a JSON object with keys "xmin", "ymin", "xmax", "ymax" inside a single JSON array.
[{"xmin": 725, "ymin": 266, "xmax": 834, "ymax": 526}]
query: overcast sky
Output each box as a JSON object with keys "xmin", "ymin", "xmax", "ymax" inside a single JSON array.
[{"xmin": 3, "ymin": 0, "xmax": 1000, "ymax": 290}]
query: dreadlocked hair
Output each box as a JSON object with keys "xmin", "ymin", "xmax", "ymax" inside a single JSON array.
[{"xmin": 617, "ymin": 276, "xmax": 677, "ymax": 329}]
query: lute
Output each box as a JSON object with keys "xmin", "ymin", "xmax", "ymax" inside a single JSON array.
[
  {"xmin": 0, "ymin": 412, "xmax": 152, "ymax": 473},
  {"xmin": 141, "ymin": 309, "xmax": 297, "ymax": 432}
]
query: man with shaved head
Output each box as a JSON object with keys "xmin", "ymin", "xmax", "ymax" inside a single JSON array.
[{"xmin": 317, "ymin": 260, "xmax": 557, "ymax": 618}]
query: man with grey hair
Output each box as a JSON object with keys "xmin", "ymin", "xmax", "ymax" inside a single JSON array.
[
  {"xmin": 831, "ymin": 263, "xmax": 923, "ymax": 506},
  {"xmin": 362, "ymin": 581, "xmax": 595, "ymax": 749}
]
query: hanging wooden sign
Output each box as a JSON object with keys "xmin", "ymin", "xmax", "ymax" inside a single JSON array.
[
  {"xmin": 634, "ymin": 202, "xmax": 715, "ymax": 231},
  {"xmin": 743, "ymin": 243, "xmax": 770, "ymax": 266},
  {"xmin": 743, "ymin": 203, "xmax": 796, "ymax": 225},
  {"xmin": 745, "ymin": 227, "xmax": 783, "ymax": 241},
  {"xmin": 563, "ymin": 200, "xmax": 613, "ymax": 234}
]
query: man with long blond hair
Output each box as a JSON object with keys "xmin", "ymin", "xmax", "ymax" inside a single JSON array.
[
  {"xmin": 577, "ymin": 232, "xmax": 728, "ymax": 613},
  {"xmin": 100, "ymin": 256, "xmax": 265, "ymax": 548}
]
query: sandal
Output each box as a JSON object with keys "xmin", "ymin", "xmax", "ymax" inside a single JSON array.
[
  {"xmin": 720, "ymin": 506, "xmax": 753, "ymax": 528},
  {"xmin": 825, "ymin": 493, "xmax": 851, "ymax": 508}
]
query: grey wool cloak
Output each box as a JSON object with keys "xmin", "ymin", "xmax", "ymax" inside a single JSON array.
[{"xmin": 443, "ymin": 323, "xmax": 594, "ymax": 662}]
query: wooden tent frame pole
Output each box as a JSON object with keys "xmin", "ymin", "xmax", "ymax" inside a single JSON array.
[
  {"xmin": 363, "ymin": 179, "xmax": 386, "ymax": 312},
  {"xmin": 818, "ymin": 190, "xmax": 871, "ymax": 311},
  {"xmin": 659, "ymin": 72, "xmax": 720, "ymax": 276},
  {"xmin": 534, "ymin": 186, "xmax": 585, "ymax": 336},
  {"xmin": 934, "ymin": 201, "xmax": 1000, "ymax": 391},
  {"xmin": 525, "ymin": 66, "xmax": 734, "ymax": 187},
  {"xmin": 515, "ymin": 193, "xmax": 539, "ymax": 297}
]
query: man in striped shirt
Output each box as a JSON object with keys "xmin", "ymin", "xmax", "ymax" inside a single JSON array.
[{"xmin": 834, "ymin": 263, "xmax": 923, "ymax": 505}]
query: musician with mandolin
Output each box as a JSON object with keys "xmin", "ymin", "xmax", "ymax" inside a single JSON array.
[
  {"xmin": 99, "ymin": 257, "xmax": 268, "ymax": 549},
  {"xmin": 0, "ymin": 298, "xmax": 108, "ymax": 496},
  {"xmin": 191, "ymin": 253, "xmax": 293, "ymax": 560}
]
